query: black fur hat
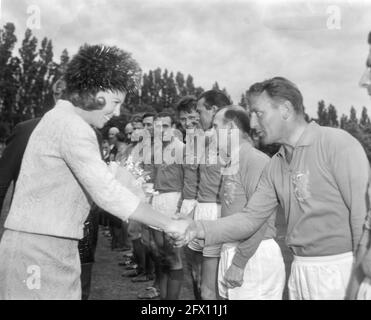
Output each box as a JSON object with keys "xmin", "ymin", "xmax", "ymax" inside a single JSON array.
[{"xmin": 65, "ymin": 44, "xmax": 141, "ymax": 96}]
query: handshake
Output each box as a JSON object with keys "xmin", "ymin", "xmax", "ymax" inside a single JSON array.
[{"xmin": 163, "ymin": 217, "xmax": 205, "ymax": 247}]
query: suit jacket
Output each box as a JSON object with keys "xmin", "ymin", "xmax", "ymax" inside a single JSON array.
[{"xmin": 0, "ymin": 118, "xmax": 41, "ymax": 213}]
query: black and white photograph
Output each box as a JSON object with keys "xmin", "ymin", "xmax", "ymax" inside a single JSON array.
[{"xmin": 0, "ymin": 0, "xmax": 371, "ymax": 304}]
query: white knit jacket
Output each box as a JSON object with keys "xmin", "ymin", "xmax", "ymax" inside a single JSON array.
[{"xmin": 5, "ymin": 100, "xmax": 140, "ymax": 240}]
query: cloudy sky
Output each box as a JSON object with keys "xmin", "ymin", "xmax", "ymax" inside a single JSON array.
[{"xmin": 2, "ymin": 0, "xmax": 371, "ymax": 117}]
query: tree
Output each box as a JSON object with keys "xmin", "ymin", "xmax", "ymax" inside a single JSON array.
[
  {"xmin": 349, "ymin": 106, "xmax": 358, "ymax": 123},
  {"xmin": 222, "ymin": 87, "xmax": 232, "ymax": 104},
  {"xmin": 340, "ymin": 114, "xmax": 348, "ymax": 129},
  {"xmin": 342, "ymin": 120, "xmax": 371, "ymax": 162},
  {"xmin": 141, "ymin": 73, "xmax": 151, "ymax": 105},
  {"xmin": 0, "ymin": 23, "xmax": 18, "ymax": 129},
  {"xmin": 360, "ymin": 106, "xmax": 370, "ymax": 127},
  {"xmin": 160, "ymin": 69, "xmax": 178, "ymax": 109},
  {"xmin": 186, "ymin": 75, "xmax": 195, "ymax": 95},
  {"xmin": 317, "ymin": 100, "xmax": 328, "ymax": 126},
  {"xmin": 0, "ymin": 23, "xmax": 73, "ymax": 138},
  {"xmin": 124, "ymin": 103, "xmax": 156, "ymax": 114},
  {"xmin": 54, "ymin": 49, "xmax": 69, "ymax": 81},
  {"xmin": 135, "ymin": 68, "xmax": 205, "ymax": 113},
  {"xmin": 17, "ymin": 28, "xmax": 39, "ymax": 120},
  {"xmin": 32, "ymin": 37, "xmax": 55, "ymax": 117},
  {"xmin": 212, "ymin": 82, "xmax": 220, "ymax": 91},
  {"xmin": 327, "ymin": 104, "xmax": 338, "ymax": 127},
  {"xmin": 0, "ymin": 23, "xmax": 17, "ymax": 74},
  {"xmin": 194, "ymin": 86, "xmax": 204, "ymax": 98},
  {"xmin": 175, "ymin": 72, "xmax": 187, "ymax": 96},
  {"xmin": 239, "ymin": 93, "xmax": 248, "ymax": 110},
  {"xmin": 166, "ymin": 71, "xmax": 177, "ymax": 107}
]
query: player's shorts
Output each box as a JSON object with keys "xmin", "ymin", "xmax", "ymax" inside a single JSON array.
[
  {"xmin": 218, "ymin": 239, "xmax": 285, "ymax": 300},
  {"xmin": 288, "ymin": 251, "xmax": 353, "ymax": 300}
]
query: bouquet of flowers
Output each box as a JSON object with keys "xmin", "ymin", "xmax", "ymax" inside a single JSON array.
[
  {"xmin": 123, "ymin": 156, "xmax": 151, "ymax": 188},
  {"xmin": 108, "ymin": 154, "xmax": 155, "ymax": 204}
]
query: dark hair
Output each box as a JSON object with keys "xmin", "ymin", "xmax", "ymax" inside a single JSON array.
[
  {"xmin": 176, "ymin": 96, "xmax": 197, "ymax": 114},
  {"xmin": 155, "ymin": 111, "xmax": 174, "ymax": 125},
  {"xmin": 64, "ymin": 44, "xmax": 141, "ymax": 111},
  {"xmin": 142, "ymin": 112, "xmax": 157, "ymax": 121},
  {"xmin": 247, "ymin": 77, "xmax": 304, "ymax": 115},
  {"xmin": 131, "ymin": 115, "xmax": 143, "ymax": 123},
  {"xmin": 368, "ymin": 31, "xmax": 371, "ymax": 45},
  {"xmin": 223, "ymin": 106, "xmax": 251, "ymax": 135},
  {"xmin": 198, "ymin": 90, "xmax": 231, "ymax": 110},
  {"xmin": 116, "ymin": 132, "xmax": 126, "ymax": 143},
  {"xmin": 174, "ymin": 121, "xmax": 185, "ymax": 135}
]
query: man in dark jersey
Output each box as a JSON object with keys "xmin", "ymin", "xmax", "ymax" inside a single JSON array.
[{"xmin": 186, "ymin": 90, "xmax": 231, "ymax": 300}]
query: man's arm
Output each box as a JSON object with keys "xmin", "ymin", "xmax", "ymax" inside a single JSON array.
[
  {"xmin": 232, "ymin": 222, "xmax": 268, "ymax": 269},
  {"xmin": 347, "ymin": 200, "xmax": 371, "ymax": 299},
  {"xmin": 330, "ymin": 131, "xmax": 370, "ymax": 251},
  {"xmin": 231, "ymin": 152, "xmax": 271, "ymax": 269},
  {"xmin": 329, "ymin": 132, "xmax": 370, "ymax": 299},
  {"xmin": 199, "ymin": 164, "xmax": 279, "ymax": 246},
  {"xmin": 346, "ymin": 227, "xmax": 370, "ymax": 299}
]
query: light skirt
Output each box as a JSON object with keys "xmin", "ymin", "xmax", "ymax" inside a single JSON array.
[{"xmin": 0, "ymin": 229, "xmax": 81, "ymax": 300}]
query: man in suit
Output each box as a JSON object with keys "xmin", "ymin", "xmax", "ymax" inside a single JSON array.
[{"xmin": 0, "ymin": 118, "xmax": 40, "ymax": 214}]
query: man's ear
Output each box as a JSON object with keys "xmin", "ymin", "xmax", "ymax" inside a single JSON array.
[
  {"xmin": 212, "ymin": 105, "xmax": 218, "ymax": 115},
  {"xmin": 280, "ymin": 101, "xmax": 293, "ymax": 120},
  {"xmin": 228, "ymin": 121, "xmax": 236, "ymax": 131}
]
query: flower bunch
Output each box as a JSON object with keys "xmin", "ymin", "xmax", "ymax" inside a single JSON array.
[{"xmin": 123, "ymin": 156, "xmax": 154, "ymax": 197}]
